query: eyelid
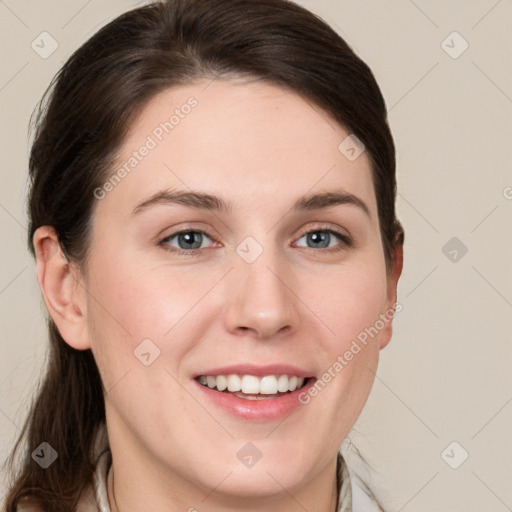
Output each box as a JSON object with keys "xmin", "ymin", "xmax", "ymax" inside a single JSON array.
[{"xmin": 156, "ymin": 221, "xmax": 217, "ymax": 243}]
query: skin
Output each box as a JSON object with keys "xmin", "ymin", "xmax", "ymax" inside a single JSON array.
[{"xmin": 34, "ymin": 79, "xmax": 403, "ymax": 512}]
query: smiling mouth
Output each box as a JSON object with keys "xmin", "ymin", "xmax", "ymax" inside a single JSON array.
[{"xmin": 195, "ymin": 374, "xmax": 311, "ymax": 400}]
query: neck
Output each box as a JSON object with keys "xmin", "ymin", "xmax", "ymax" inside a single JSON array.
[{"xmin": 106, "ymin": 449, "xmax": 340, "ymax": 512}]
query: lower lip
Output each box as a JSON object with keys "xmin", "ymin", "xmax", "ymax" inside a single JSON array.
[{"xmin": 193, "ymin": 378, "xmax": 317, "ymax": 422}]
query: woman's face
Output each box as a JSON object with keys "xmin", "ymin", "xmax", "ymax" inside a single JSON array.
[{"xmin": 80, "ymin": 79, "xmax": 400, "ymax": 501}]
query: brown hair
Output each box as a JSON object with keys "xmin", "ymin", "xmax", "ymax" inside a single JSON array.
[{"xmin": 4, "ymin": 0, "xmax": 403, "ymax": 510}]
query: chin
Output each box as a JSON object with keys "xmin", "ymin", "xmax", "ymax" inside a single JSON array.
[
  {"xmin": 198, "ymin": 447, "xmax": 315, "ymax": 500},
  {"xmin": 210, "ymin": 466, "xmax": 308, "ymax": 500}
]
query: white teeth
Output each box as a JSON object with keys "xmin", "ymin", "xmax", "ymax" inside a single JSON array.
[
  {"xmin": 260, "ymin": 375, "xmax": 278, "ymax": 394},
  {"xmin": 197, "ymin": 374, "xmax": 308, "ymax": 394},
  {"xmin": 216, "ymin": 375, "xmax": 227, "ymax": 391},
  {"xmin": 277, "ymin": 375, "xmax": 289, "ymax": 392},
  {"xmin": 241, "ymin": 375, "xmax": 260, "ymax": 393},
  {"xmin": 227, "ymin": 374, "xmax": 242, "ymax": 392}
]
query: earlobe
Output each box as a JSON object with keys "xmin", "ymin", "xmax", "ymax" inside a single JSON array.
[
  {"xmin": 33, "ymin": 226, "xmax": 91, "ymax": 350},
  {"xmin": 380, "ymin": 242, "xmax": 404, "ymax": 350}
]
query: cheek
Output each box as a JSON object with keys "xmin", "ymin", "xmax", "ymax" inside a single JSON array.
[
  {"xmin": 287, "ymin": 259, "xmax": 388, "ymax": 446},
  {"xmin": 83, "ymin": 251, "xmax": 198, "ymax": 384},
  {"xmin": 312, "ymin": 257, "xmax": 387, "ymax": 399},
  {"xmin": 317, "ymin": 259, "xmax": 388, "ymax": 347},
  {"xmin": 83, "ymin": 241, "xmax": 233, "ymax": 386}
]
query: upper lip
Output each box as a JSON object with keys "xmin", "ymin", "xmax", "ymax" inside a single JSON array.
[{"xmin": 193, "ymin": 364, "xmax": 315, "ymax": 379}]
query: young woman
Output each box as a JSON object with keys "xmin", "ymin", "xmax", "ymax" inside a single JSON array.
[{"xmin": 4, "ymin": 0, "xmax": 404, "ymax": 510}]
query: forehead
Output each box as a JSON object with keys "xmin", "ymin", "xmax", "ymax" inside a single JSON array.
[{"xmin": 95, "ymin": 79, "xmax": 377, "ymax": 221}]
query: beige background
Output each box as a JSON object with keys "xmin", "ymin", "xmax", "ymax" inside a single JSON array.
[{"xmin": 1, "ymin": 1, "xmax": 511, "ymax": 510}]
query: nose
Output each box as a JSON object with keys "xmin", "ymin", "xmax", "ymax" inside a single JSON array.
[{"xmin": 223, "ymin": 242, "xmax": 302, "ymax": 340}]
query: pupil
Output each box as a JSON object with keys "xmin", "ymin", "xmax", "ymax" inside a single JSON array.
[
  {"xmin": 180, "ymin": 232, "xmax": 201, "ymax": 249},
  {"xmin": 309, "ymin": 231, "xmax": 329, "ymax": 248}
]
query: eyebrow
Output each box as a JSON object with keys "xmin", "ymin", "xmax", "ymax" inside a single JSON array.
[{"xmin": 131, "ymin": 188, "xmax": 371, "ymax": 218}]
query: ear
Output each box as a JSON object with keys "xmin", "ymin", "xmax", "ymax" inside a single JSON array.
[
  {"xmin": 379, "ymin": 239, "xmax": 404, "ymax": 350},
  {"xmin": 33, "ymin": 226, "xmax": 91, "ymax": 350}
]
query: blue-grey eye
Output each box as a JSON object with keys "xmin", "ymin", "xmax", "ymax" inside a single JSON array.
[
  {"xmin": 295, "ymin": 230, "xmax": 345, "ymax": 249},
  {"xmin": 162, "ymin": 230, "xmax": 211, "ymax": 251}
]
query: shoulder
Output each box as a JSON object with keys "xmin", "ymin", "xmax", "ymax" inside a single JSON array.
[
  {"xmin": 339, "ymin": 448, "xmax": 387, "ymax": 512},
  {"xmin": 13, "ymin": 483, "xmax": 99, "ymax": 512},
  {"xmin": 350, "ymin": 471, "xmax": 385, "ymax": 512}
]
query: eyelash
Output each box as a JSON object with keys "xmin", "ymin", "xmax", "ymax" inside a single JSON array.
[{"xmin": 159, "ymin": 225, "xmax": 353, "ymax": 256}]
